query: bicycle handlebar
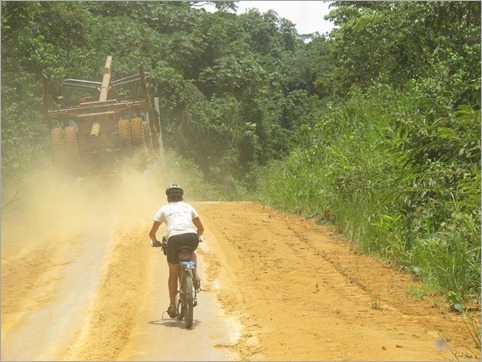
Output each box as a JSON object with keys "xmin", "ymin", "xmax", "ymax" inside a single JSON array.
[{"xmin": 150, "ymin": 239, "xmax": 162, "ymax": 247}]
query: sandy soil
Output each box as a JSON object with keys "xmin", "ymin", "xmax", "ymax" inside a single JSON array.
[
  {"xmin": 196, "ymin": 202, "xmax": 480, "ymax": 360},
  {"xmin": 1, "ymin": 169, "xmax": 480, "ymax": 360}
]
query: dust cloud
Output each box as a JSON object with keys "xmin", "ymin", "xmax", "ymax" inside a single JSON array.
[{"xmin": 1, "ymin": 162, "xmax": 173, "ymax": 252}]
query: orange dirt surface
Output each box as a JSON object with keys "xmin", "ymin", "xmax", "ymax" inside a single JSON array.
[
  {"xmin": 195, "ymin": 201, "xmax": 480, "ymax": 361},
  {"xmin": 1, "ymin": 170, "xmax": 480, "ymax": 360}
]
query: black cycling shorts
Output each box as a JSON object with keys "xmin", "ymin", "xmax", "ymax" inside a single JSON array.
[{"xmin": 167, "ymin": 233, "xmax": 199, "ymax": 264}]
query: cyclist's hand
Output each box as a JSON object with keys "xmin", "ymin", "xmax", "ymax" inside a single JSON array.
[{"xmin": 150, "ymin": 240, "xmax": 162, "ymax": 247}]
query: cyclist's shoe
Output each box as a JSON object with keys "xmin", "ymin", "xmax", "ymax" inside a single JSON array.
[
  {"xmin": 194, "ymin": 276, "xmax": 201, "ymax": 291},
  {"xmin": 167, "ymin": 304, "xmax": 176, "ymax": 318}
]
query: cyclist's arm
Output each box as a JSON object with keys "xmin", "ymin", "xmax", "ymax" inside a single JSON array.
[
  {"xmin": 149, "ymin": 221, "xmax": 161, "ymax": 242},
  {"xmin": 193, "ymin": 217, "xmax": 204, "ymax": 237}
]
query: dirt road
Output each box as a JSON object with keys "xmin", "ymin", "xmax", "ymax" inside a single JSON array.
[{"xmin": 1, "ymin": 170, "xmax": 479, "ymax": 360}]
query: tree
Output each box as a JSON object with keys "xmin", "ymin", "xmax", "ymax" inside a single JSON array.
[{"xmin": 325, "ymin": 1, "xmax": 481, "ymax": 102}]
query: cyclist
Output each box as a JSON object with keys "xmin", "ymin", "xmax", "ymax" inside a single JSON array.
[{"xmin": 149, "ymin": 184, "xmax": 204, "ymax": 318}]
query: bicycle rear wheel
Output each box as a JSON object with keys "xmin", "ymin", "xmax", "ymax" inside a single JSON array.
[
  {"xmin": 176, "ymin": 292, "xmax": 184, "ymax": 320},
  {"xmin": 176, "ymin": 274, "xmax": 185, "ymax": 320},
  {"xmin": 184, "ymin": 274, "xmax": 194, "ymax": 329}
]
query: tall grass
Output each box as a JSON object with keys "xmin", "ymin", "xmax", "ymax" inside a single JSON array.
[
  {"xmin": 151, "ymin": 149, "xmax": 237, "ymax": 202},
  {"xmin": 256, "ymin": 84, "xmax": 481, "ymax": 303}
]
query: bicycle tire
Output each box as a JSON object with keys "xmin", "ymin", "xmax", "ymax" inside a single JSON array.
[
  {"xmin": 184, "ymin": 274, "xmax": 194, "ymax": 329},
  {"xmin": 176, "ymin": 293, "xmax": 184, "ymax": 320},
  {"xmin": 176, "ymin": 275, "xmax": 185, "ymax": 320}
]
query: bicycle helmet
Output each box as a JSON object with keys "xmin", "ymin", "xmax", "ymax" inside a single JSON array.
[{"xmin": 166, "ymin": 184, "xmax": 184, "ymax": 202}]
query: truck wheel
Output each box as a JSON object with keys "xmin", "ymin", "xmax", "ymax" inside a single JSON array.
[
  {"xmin": 130, "ymin": 117, "xmax": 145, "ymax": 147},
  {"xmin": 50, "ymin": 127, "xmax": 64, "ymax": 167},
  {"xmin": 118, "ymin": 119, "xmax": 131, "ymax": 151},
  {"xmin": 63, "ymin": 126, "xmax": 81, "ymax": 175},
  {"xmin": 143, "ymin": 121, "xmax": 152, "ymax": 149}
]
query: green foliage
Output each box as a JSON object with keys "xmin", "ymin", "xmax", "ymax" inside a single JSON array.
[
  {"xmin": 2, "ymin": 1, "xmax": 92, "ymax": 81},
  {"xmin": 410, "ymin": 210, "xmax": 480, "ymax": 303},
  {"xmin": 2, "ymin": 0, "xmax": 480, "ymax": 302},
  {"xmin": 257, "ymin": 82, "xmax": 480, "ymax": 301},
  {"xmin": 239, "ymin": 8, "xmax": 298, "ymax": 57},
  {"xmin": 325, "ymin": 1, "xmax": 481, "ymax": 102},
  {"xmin": 161, "ymin": 150, "xmax": 225, "ymax": 201},
  {"xmin": 199, "ymin": 53, "xmax": 265, "ymax": 96},
  {"xmin": 255, "ymin": 1, "xmax": 481, "ymax": 302}
]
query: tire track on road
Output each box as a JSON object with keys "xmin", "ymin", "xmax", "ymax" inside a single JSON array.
[
  {"xmin": 65, "ymin": 228, "xmax": 151, "ymax": 360},
  {"xmin": 196, "ymin": 202, "xmax": 478, "ymax": 360}
]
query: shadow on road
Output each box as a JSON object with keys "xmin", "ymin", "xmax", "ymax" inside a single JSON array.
[{"xmin": 148, "ymin": 318, "xmax": 201, "ymax": 329}]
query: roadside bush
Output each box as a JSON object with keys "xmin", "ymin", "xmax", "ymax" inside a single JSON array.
[
  {"xmin": 257, "ymin": 84, "xmax": 481, "ymax": 301},
  {"xmin": 161, "ymin": 150, "xmax": 230, "ymax": 201}
]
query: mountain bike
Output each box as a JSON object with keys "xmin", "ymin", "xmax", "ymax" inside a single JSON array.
[{"xmin": 161, "ymin": 236, "xmax": 201, "ymax": 329}]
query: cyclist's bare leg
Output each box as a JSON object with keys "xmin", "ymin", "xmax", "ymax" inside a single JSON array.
[
  {"xmin": 168, "ymin": 262, "xmax": 179, "ymax": 306},
  {"xmin": 191, "ymin": 252, "xmax": 200, "ymax": 287}
]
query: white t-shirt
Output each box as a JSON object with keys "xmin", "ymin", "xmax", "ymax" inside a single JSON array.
[{"xmin": 153, "ymin": 201, "xmax": 199, "ymax": 239}]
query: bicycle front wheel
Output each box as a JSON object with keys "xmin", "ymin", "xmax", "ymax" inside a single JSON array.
[{"xmin": 184, "ymin": 274, "xmax": 194, "ymax": 329}]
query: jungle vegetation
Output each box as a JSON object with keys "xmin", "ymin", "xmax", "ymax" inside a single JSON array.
[{"xmin": 1, "ymin": 1, "xmax": 480, "ymax": 306}]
